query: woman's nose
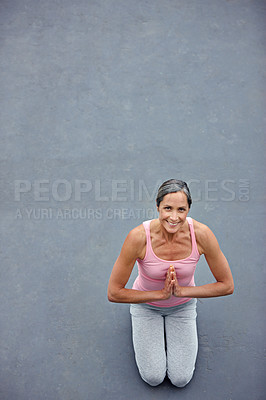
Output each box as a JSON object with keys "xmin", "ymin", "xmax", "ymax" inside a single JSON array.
[{"xmin": 170, "ymin": 211, "xmax": 178, "ymax": 221}]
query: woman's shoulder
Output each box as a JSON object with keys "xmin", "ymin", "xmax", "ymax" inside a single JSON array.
[
  {"xmin": 125, "ymin": 222, "xmax": 147, "ymax": 260},
  {"xmin": 126, "ymin": 222, "xmax": 146, "ymax": 247}
]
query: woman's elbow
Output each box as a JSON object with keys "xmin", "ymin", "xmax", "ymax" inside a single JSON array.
[
  {"xmin": 107, "ymin": 293, "xmax": 116, "ymax": 302},
  {"xmin": 226, "ymin": 281, "xmax": 234, "ymax": 295},
  {"xmin": 107, "ymin": 288, "xmax": 114, "ymax": 302},
  {"xmin": 229, "ymin": 283, "xmax": 234, "ymax": 295},
  {"xmin": 107, "ymin": 286, "xmax": 119, "ymax": 302}
]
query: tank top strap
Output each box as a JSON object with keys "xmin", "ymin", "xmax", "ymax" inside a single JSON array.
[
  {"xmin": 142, "ymin": 220, "xmax": 153, "ymax": 258},
  {"xmin": 142, "ymin": 220, "xmax": 152, "ymax": 242},
  {"xmin": 186, "ymin": 217, "xmax": 200, "ymax": 257}
]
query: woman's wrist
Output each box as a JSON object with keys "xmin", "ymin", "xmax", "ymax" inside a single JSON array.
[{"xmin": 159, "ymin": 288, "xmax": 171, "ymax": 301}]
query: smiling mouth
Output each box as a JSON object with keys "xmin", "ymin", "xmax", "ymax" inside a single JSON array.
[{"xmin": 167, "ymin": 221, "xmax": 179, "ymax": 227}]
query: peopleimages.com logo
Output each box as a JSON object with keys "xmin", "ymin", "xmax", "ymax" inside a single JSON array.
[
  {"xmin": 14, "ymin": 178, "xmax": 250, "ymax": 203},
  {"xmin": 13, "ymin": 178, "xmax": 250, "ymax": 220}
]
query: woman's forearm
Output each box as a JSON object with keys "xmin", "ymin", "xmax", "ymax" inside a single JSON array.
[
  {"xmin": 179, "ymin": 281, "xmax": 234, "ymax": 298},
  {"xmin": 108, "ymin": 287, "xmax": 165, "ymax": 304}
]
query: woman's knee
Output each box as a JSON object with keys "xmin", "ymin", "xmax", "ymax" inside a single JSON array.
[
  {"xmin": 140, "ymin": 369, "xmax": 166, "ymax": 386},
  {"xmin": 168, "ymin": 369, "xmax": 194, "ymax": 388}
]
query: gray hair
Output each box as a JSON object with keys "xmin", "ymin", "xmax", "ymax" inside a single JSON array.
[{"xmin": 156, "ymin": 179, "xmax": 192, "ymax": 208}]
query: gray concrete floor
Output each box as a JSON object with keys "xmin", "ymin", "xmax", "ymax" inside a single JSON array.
[{"xmin": 0, "ymin": 1, "xmax": 265, "ymax": 399}]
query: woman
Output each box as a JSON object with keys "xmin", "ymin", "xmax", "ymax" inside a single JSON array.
[{"xmin": 107, "ymin": 179, "xmax": 234, "ymax": 387}]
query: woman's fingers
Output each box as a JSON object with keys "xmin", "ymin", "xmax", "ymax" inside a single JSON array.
[
  {"xmin": 163, "ymin": 266, "xmax": 181, "ymax": 298},
  {"xmin": 166, "ymin": 266, "xmax": 174, "ymax": 294},
  {"xmin": 168, "ymin": 267, "xmax": 174, "ymax": 281},
  {"xmin": 169, "ymin": 266, "xmax": 182, "ymax": 297},
  {"xmin": 169, "ymin": 265, "xmax": 176, "ymax": 280},
  {"xmin": 162, "ymin": 268, "xmax": 174, "ymax": 299}
]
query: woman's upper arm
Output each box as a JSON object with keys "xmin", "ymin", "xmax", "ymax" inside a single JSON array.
[
  {"xmin": 108, "ymin": 226, "xmax": 145, "ymax": 292},
  {"xmin": 195, "ymin": 222, "xmax": 234, "ymax": 289}
]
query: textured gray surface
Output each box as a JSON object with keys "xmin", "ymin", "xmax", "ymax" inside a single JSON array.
[{"xmin": 0, "ymin": 0, "xmax": 265, "ymax": 399}]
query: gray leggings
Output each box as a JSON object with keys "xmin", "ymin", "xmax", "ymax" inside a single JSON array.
[{"xmin": 130, "ymin": 298, "xmax": 198, "ymax": 387}]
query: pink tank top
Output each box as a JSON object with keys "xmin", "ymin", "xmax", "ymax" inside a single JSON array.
[{"xmin": 132, "ymin": 217, "xmax": 200, "ymax": 307}]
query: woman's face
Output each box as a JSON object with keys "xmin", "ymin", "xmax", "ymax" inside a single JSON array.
[{"xmin": 157, "ymin": 191, "xmax": 189, "ymax": 233}]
